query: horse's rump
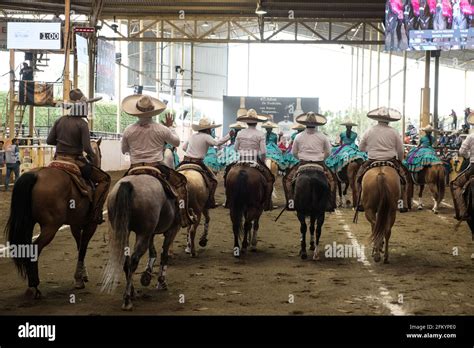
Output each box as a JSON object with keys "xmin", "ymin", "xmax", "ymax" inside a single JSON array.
[
  {"xmin": 294, "ymin": 169, "xmax": 329, "ymax": 216},
  {"xmin": 362, "ymin": 166, "xmax": 400, "ymax": 211}
]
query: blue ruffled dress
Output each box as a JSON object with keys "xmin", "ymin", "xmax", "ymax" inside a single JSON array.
[
  {"xmin": 325, "ymin": 131, "xmax": 368, "ymax": 173},
  {"xmin": 403, "ymin": 135, "xmax": 442, "ymax": 172}
]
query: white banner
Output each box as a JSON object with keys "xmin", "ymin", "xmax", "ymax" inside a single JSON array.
[
  {"xmin": 7, "ymin": 22, "xmax": 61, "ymax": 50},
  {"xmin": 75, "ymin": 34, "xmax": 88, "ymax": 64}
]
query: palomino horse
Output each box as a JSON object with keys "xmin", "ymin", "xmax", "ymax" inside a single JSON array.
[
  {"xmin": 5, "ymin": 140, "xmax": 103, "ymax": 298},
  {"xmin": 361, "ymin": 166, "xmax": 400, "ymax": 264},
  {"xmin": 335, "ymin": 160, "xmax": 362, "ymax": 208},
  {"xmin": 101, "ymin": 168, "xmax": 180, "ymax": 310},
  {"xmin": 225, "ymin": 164, "xmax": 267, "ymax": 257},
  {"xmin": 412, "ymin": 164, "xmax": 446, "ymax": 214},
  {"xmin": 293, "ymin": 165, "xmax": 329, "ymax": 261},
  {"xmin": 266, "ymin": 158, "xmax": 280, "ymax": 202}
]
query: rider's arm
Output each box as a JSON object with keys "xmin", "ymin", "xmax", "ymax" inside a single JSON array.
[
  {"xmin": 81, "ymin": 122, "xmax": 94, "ymax": 159},
  {"xmin": 459, "ymin": 135, "xmax": 472, "ymax": 158},
  {"xmin": 163, "ymin": 126, "xmax": 180, "ymax": 148},
  {"xmin": 182, "ymin": 140, "xmax": 189, "ymax": 152},
  {"xmin": 395, "ymin": 132, "xmax": 404, "ymax": 160},
  {"xmin": 234, "ymin": 133, "xmax": 241, "ymax": 151},
  {"xmin": 323, "ymin": 136, "xmax": 331, "ymax": 159},
  {"xmin": 208, "ymin": 133, "xmax": 231, "ymax": 147},
  {"xmin": 46, "ymin": 120, "xmax": 58, "ymax": 146},
  {"xmin": 359, "ymin": 130, "xmax": 368, "ymax": 152},
  {"xmin": 292, "ymin": 137, "xmax": 299, "ymax": 159}
]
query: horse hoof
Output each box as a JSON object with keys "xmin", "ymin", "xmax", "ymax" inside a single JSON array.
[
  {"xmin": 25, "ymin": 287, "xmax": 41, "ymax": 300},
  {"xmin": 191, "ymin": 252, "xmax": 197, "ymax": 258},
  {"xmin": 157, "ymin": 281, "xmax": 168, "ymax": 291},
  {"xmin": 312, "ymin": 253, "xmax": 320, "ymax": 261},
  {"xmin": 185, "ymin": 246, "xmax": 191, "ymax": 254},
  {"xmin": 417, "ymin": 206, "xmax": 423, "ymax": 211},
  {"xmin": 250, "ymin": 246, "xmax": 257, "ymax": 252},
  {"xmin": 82, "ymin": 276, "xmax": 89, "ymax": 283},
  {"xmin": 432, "ymin": 209, "xmax": 439, "ymax": 214},
  {"xmin": 74, "ymin": 280, "xmax": 85, "ymax": 289},
  {"xmin": 140, "ymin": 271, "xmax": 152, "ymax": 287},
  {"xmin": 374, "ymin": 254, "xmax": 381, "ymax": 263},
  {"xmin": 121, "ymin": 302, "xmax": 133, "ymax": 311},
  {"xmin": 199, "ymin": 238, "xmax": 208, "ymax": 247},
  {"xmin": 309, "ymin": 244, "xmax": 315, "ymax": 251},
  {"xmin": 300, "ymin": 252, "xmax": 307, "ymax": 260}
]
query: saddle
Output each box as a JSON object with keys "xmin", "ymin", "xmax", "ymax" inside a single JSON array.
[
  {"xmin": 48, "ymin": 160, "xmax": 92, "ymax": 200},
  {"xmin": 358, "ymin": 160, "xmax": 406, "ymax": 185},
  {"xmin": 296, "ymin": 163, "xmax": 324, "ymax": 175},
  {"xmin": 126, "ymin": 166, "xmax": 177, "ymax": 200}
]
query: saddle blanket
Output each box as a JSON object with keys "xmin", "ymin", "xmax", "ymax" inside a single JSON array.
[{"xmin": 48, "ymin": 160, "xmax": 92, "ymax": 199}]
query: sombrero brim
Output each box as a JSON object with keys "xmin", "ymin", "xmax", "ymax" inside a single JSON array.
[
  {"xmin": 341, "ymin": 122, "xmax": 358, "ymax": 127},
  {"xmin": 291, "ymin": 124, "xmax": 305, "ymax": 130},
  {"xmin": 421, "ymin": 127, "xmax": 439, "ymax": 132},
  {"xmin": 229, "ymin": 123, "xmax": 247, "ymax": 129},
  {"xmin": 121, "ymin": 95, "xmax": 167, "ymax": 117},
  {"xmin": 367, "ymin": 107, "xmax": 402, "ymax": 122},
  {"xmin": 467, "ymin": 113, "xmax": 474, "ymax": 125},
  {"xmin": 192, "ymin": 123, "xmax": 222, "ymax": 131},
  {"xmin": 262, "ymin": 122, "xmax": 278, "ymax": 129},
  {"xmin": 296, "ymin": 113, "xmax": 327, "ymax": 126},
  {"xmin": 237, "ymin": 114, "xmax": 268, "ymax": 123}
]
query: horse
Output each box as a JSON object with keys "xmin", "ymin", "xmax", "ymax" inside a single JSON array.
[
  {"xmin": 225, "ymin": 165, "xmax": 266, "ymax": 257},
  {"xmin": 4, "ymin": 139, "xmax": 103, "ymax": 298},
  {"xmin": 266, "ymin": 158, "xmax": 280, "ymax": 202},
  {"xmin": 294, "ymin": 165, "xmax": 329, "ymax": 261},
  {"xmin": 163, "ymin": 147, "xmax": 176, "ymax": 169},
  {"xmin": 361, "ymin": 166, "xmax": 400, "ymax": 264},
  {"xmin": 466, "ymin": 178, "xmax": 474, "ymax": 240},
  {"xmin": 101, "ymin": 166, "xmax": 181, "ymax": 310},
  {"xmin": 386, "ymin": 0, "xmax": 404, "ymax": 50},
  {"xmin": 412, "ymin": 164, "xmax": 446, "ymax": 214},
  {"xmin": 335, "ymin": 160, "xmax": 362, "ymax": 208}
]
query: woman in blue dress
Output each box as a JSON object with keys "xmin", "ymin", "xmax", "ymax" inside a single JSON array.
[
  {"xmin": 403, "ymin": 125, "xmax": 442, "ymax": 173},
  {"xmin": 325, "ymin": 120, "xmax": 368, "ymax": 173},
  {"xmin": 203, "ymin": 124, "xmax": 226, "ymax": 172},
  {"xmin": 283, "ymin": 123, "xmax": 305, "ymax": 169},
  {"xmin": 218, "ymin": 122, "xmax": 246, "ymax": 167},
  {"xmin": 262, "ymin": 120, "xmax": 287, "ymax": 170}
]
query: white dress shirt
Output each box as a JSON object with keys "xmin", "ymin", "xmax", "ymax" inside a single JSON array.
[
  {"xmin": 183, "ymin": 132, "xmax": 230, "ymax": 159},
  {"xmin": 122, "ymin": 117, "xmax": 180, "ymax": 164},
  {"xmin": 292, "ymin": 128, "xmax": 331, "ymax": 162},
  {"xmin": 234, "ymin": 125, "xmax": 266, "ymax": 160},
  {"xmin": 359, "ymin": 122, "xmax": 404, "ymax": 160},
  {"xmin": 459, "ymin": 133, "xmax": 474, "ymax": 163}
]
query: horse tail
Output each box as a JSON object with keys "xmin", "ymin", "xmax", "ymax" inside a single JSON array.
[
  {"xmin": 4, "ymin": 171, "xmax": 38, "ymax": 278},
  {"xmin": 372, "ymin": 173, "xmax": 391, "ymax": 247},
  {"xmin": 231, "ymin": 169, "xmax": 248, "ymax": 237},
  {"xmin": 101, "ymin": 181, "xmax": 133, "ymax": 293}
]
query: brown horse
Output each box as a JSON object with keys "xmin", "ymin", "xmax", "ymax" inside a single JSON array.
[
  {"xmin": 336, "ymin": 160, "xmax": 362, "ymax": 208},
  {"xmin": 361, "ymin": 166, "xmax": 400, "ymax": 264},
  {"xmin": 225, "ymin": 165, "xmax": 266, "ymax": 257},
  {"xmin": 412, "ymin": 164, "xmax": 446, "ymax": 214},
  {"xmin": 4, "ymin": 140, "xmax": 103, "ymax": 298}
]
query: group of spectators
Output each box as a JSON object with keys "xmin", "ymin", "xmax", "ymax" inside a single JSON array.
[{"xmin": 0, "ymin": 138, "xmax": 21, "ymax": 191}]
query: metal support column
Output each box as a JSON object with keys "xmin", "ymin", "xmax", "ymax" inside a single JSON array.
[
  {"xmin": 433, "ymin": 51, "xmax": 440, "ymax": 129},
  {"xmin": 388, "ymin": 50, "xmax": 392, "ymax": 108},
  {"xmin": 191, "ymin": 42, "xmax": 195, "ymax": 127},
  {"xmin": 368, "ymin": 29, "xmax": 373, "ymax": 110},
  {"xmin": 361, "ymin": 44, "xmax": 365, "ymax": 111},
  {"xmin": 355, "ymin": 46, "xmax": 359, "ymax": 111},
  {"xmin": 402, "ymin": 51, "xmax": 407, "ymax": 134},
  {"xmin": 377, "ymin": 25, "xmax": 381, "ymax": 107},
  {"xmin": 9, "ymin": 49, "xmax": 15, "ymax": 139},
  {"xmin": 63, "ymin": 0, "xmax": 71, "ymax": 102}
]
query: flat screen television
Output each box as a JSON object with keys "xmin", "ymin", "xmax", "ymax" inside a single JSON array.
[{"xmin": 385, "ymin": 0, "xmax": 474, "ymax": 51}]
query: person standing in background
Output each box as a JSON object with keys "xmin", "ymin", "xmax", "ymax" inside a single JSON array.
[
  {"xmin": 450, "ymin": 109, "xmax": 457, "ymax": 130},
  {"xmin": 4, "ymin": 138, "xmax": 20, "ymax": 191},
  {"xmin": 464, "ymin": 107, "xmax": 471, "ymax": 129},
  {"xmin": 0, "ymin": 140, "xmax": 5, "ymax": 186}
]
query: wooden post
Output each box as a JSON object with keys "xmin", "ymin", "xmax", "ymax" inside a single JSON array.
[
  {"xmin": 63, "ymin": 0, "xmax": 71, "ymax": 102},
  {"xmin": 368, "ymin": 29, "xmax": 373, "ymax": 110},
  {"xmin": 73, "ymin": 32, "xmax": 78, "ymax": 89},
  {"xmin": 421, "ymin": 51, "xmax": 431, "ymax": 128},
  {"xmin": 28, "ymin": 106, "xmax": 34, "ymax": 137},
  {"xmin": 88, "ymin": 36, "xmax": 96, "ymax": 129},
  {"xmin": 402, "ymin": 51, "xmax": 407, "ymax": 135},
  {"xmin": 9, "ymin": 49, "xmax": 15, "ymax": 140}
]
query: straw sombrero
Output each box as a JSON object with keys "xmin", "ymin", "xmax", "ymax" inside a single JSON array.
[
  {"xmin": 192, "ymin": 117, "xmax": 221, "ymax": 131},
  {"xmin": 121, "ymin": 94, "xmax": 167, "ymax": 117},
  {"xmin": 229, "ymin": 122, "xmax": 247, "ymax": 130},
  {"xmin": 237, "ymin": 109, "xmax": 267, "ymax": 123},
  {"xmin": 367, "ymin": 107, "xmax": 401, "ymax": 122},
  {"xmin": 261, "ymin": 120, "xmax": 278, "ymax": 129},
  {"xmin": 340, "ymin": 119, "xmax": 358, "ymax": 127},
  {"xmin": 237, "ymin": 108, "xmax": 248, "ymax": 118},
  {"xmin": 467, "ymin": 112, "xmax": 474, "ymax": 125},
  {"xmin": 296, "ymin": 112, "xmax": 327, "ymax": 127},
  {"xmin": 70, "ymin": 88, "xmax": 102, "ymax": 104},
  {"xmin": 421, "ymin": 125, "xmax": 438, "ymax": 133},
  {"xmin": 291, "ymin": 123, "xmax": 305, "ymax": 131}
]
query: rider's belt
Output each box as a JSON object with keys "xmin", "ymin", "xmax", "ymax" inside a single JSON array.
[
  {"xmin": 183, "ymin": 156, "xmax": 204, "ymax": 163},
  {"xmin": 130, "ymin": 162, "xmax": 160, "ymax": 168}
]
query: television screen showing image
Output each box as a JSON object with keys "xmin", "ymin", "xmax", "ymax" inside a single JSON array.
[{"xmin": 385, "ymin": 0, "xmax": 474, "ymax": 51}]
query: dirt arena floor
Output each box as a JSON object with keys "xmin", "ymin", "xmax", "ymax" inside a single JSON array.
[{"xmin": 0, "ymin": 170, "xmax": 473, "ymax": 315}]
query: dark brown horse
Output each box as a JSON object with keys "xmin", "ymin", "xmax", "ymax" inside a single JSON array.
[
  {"xmin": 336, "ymin": 160, "xmax": 362, "ymax": 208},
  {"xmin": 4, "ymin": 140, "xmax": 103, "ymax": 298},
  {"xmin": 225, "ymin": 165, "xmax": 266, "ymax": 257}
]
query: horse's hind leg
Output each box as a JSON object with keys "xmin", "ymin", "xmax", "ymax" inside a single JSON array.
[
  {"xmin": 417, "ymin": 185, "xmax": 425, "ymax": 210},
  {"xmin": 72, "ymin": 223, "xmax": 97, "ymax": 289},
  {"xmin": 188, "ymin": 213, "xmax": 201, "ymax": 257},
  {"xmin": 25, "ymin": 224, "xmax": 61, "ymax": 299},
  {"xmin": 313, "ymin": 213, "xmax": 325, "ymax": 261},
  {"xmin": 337, "ymin": 180, "xmax": 343, "ymax": 207},
  {"xmin": 140, "ymin": 235, "xmax": 156, "ymax": 287},
  {"xmin": 428, "ymin": 183, "xmax": 440, "ymax": 214},
  {"xmin": 199, "ymin": 209, "xmax": 210, "ymax": 247},
  {"xmin": 250, "ymin": 218, "xmax": 259, "ymax": 252},
  {"xmin": 123, "ymin": 233, "xmax": 150, "ymax": 311},
  {"xmin": 157, "ymin": 226, "xmax": 180, "ymax": 290},
  {"xmin": 297, "ymin": 212, "xmax": 307, "ymax": 260},
  {"xmin": 242, "ymin": 220, "xmax": 252, "ymax": 253}
]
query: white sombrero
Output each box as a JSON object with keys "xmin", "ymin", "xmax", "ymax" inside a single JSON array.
[
  {"xmin": 261, "ymin": 120, "xmax": 278, "ymax": 129},
  {"xmin": 467, "ymin": 112, "xmax": 474, "ymax": 125},
  {"xmin": 296, "ymin": 112, "xmax": 327, "ymax": 127},
  {"xmin": 367, "ymin": 107, "xmax": 402, "ymax": 122},
  {"xmin": 291, "ymin": 123, "xmax": 305, "ymax": 130},
  {"xmin": 340, "ymin": 119, "xmax": 358, "ymax": 127},
  {"xmin": 237, "ymin": 108, "xmax": 248, "ymax": 118},
  {"xmin": 192, "ymin": 117, "xmax": 221, "ymax": 131},
  {"xmin": 121, "ymin": 94, "xmax": 167, "ymax": 118},
  {"xmin": 421, "ymin": 124, "xmax": 438, "ymax": 133},
  {"xmin": 229, "ymin": 122, "xmax": 247, "ymax": 130},
  {"xmin": 237, "ymin": 109, "xmax": 268, "ymax": 123}
]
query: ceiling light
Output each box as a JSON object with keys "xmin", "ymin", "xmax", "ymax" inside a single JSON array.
[
  {"xmin": 255, "ymin": 1, "xmax": 267, "ymax": 15},
  {"xmin": 202, "ymin": 21, "xmax": 209, "ymax": 28},
  {"xmin": 210, "ymin": 32, "xmax": 216, "ymax": 38}
]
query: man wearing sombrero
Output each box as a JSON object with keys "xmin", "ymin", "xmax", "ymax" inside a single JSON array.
[
  {"xmin": 225, "ymin": 109, "xmax": 275, "ymax": 211},
  {"xmin": 121, "ymin": 94, "xmax": 194, "ymax": 227},
  {"xmin": 282, "ymin": 112, "xmax": 337, "ymax": 212},
  {"xmin": 47, "ymin": 88, "xmax": 111, "ymax": 224},
  {"xmin": 181, "ymin": 117, "xmax": 234, "ymax": 208},
  {"xmin": 451, "ymin": 112, "xmax": 474, "ymax": 220},
  {"xmin": 355, "ymin": 107, "xmax": 411, "ymax": 212}
]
